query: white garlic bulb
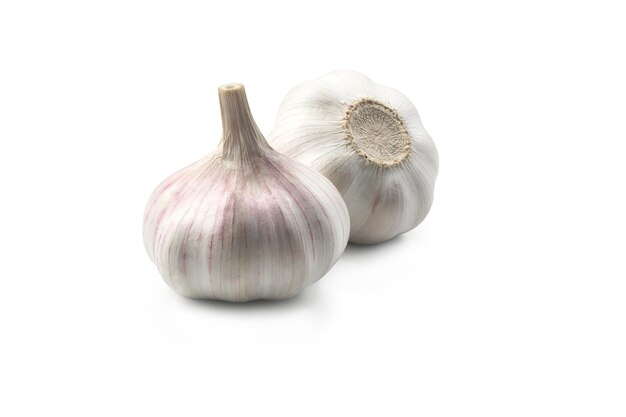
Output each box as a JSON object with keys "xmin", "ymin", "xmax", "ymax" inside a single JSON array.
[
  {"xmin": 143, "ymin": 84, "xmax": 349, "ymax": 302},
  {"xmin": 270, "ymin": 70, "xmax": 438, "ymax": 244}
]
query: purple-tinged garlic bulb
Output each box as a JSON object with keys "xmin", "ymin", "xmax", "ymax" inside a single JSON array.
[
  {"xmin": 270, "ymin": 70, "xmax": 438, "ymax": 244},
  {"xmin": 143, "ymin": 84, "xmax": 349, "ymax": 302}
]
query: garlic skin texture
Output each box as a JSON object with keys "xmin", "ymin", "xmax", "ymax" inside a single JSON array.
[
  {"xmin": 270, "ymin": 70, "xmax": 438, "ymax": 244},
  {"xmin": 143, "ymin": 84, "xmax": 349, "ymax": 302}
]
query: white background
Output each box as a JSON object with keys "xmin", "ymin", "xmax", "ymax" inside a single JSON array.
[{"xmin": 1, "ymin": 1, "xmax": 625, "ymax": 415}]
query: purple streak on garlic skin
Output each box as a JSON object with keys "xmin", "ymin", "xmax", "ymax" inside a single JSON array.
[{"xmin": 143, "ymin": 84, "xmax": 349, "ymax": 302}]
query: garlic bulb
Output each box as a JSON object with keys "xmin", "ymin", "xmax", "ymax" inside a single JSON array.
[
  {"xmin": 143, "ymin": 84, "xmax": 349, "ymax": 302},
  {"xmin": 270, "ymin": 70, "xmax": 438, "ymax": 244}
]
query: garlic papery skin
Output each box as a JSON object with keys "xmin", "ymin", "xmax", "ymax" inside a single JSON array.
[
  {"xmin": 269, "ymin": 70, "xmax": 438, "ymax": 244},
  {"xmin": 143, "ymin": 84, "xmax": 349, "ymax": 302}
]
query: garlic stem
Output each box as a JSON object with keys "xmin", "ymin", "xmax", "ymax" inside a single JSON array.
[{"xmin": 218, "ymin": 83, "xmax": 269, "ymax": 161}]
